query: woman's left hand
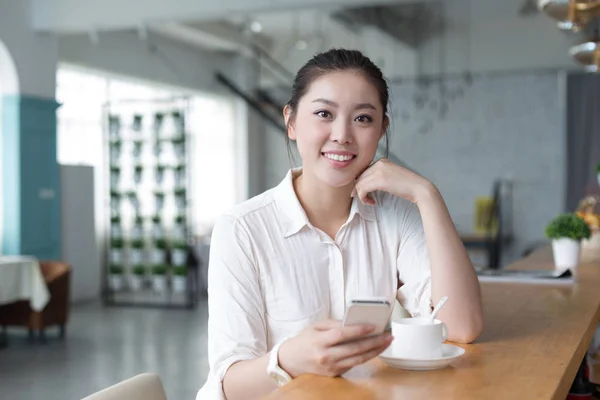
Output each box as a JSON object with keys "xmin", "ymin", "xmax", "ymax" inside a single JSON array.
[{"xmin": 352, "ymin": 159, "xmax": 435, "ymax": 205}]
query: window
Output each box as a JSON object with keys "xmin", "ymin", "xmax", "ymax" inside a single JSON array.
[{"xmin": 56, "ymin": 65, "xmax": 242, "ymax": 237}]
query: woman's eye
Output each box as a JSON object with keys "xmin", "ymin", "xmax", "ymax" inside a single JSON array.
[
  {"xmin": 316, "ymin": 110, "xmax": 331, "ymax": 119},
  {"xmin": 355, "ymin": 115, "xmax": 373, "ymax": 123}
]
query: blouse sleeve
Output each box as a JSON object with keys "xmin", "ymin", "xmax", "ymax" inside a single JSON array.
[
  {"xmin": 196, "ymin": 215, "xmax": 267, "ymax": 400},
  {"xmin": 394, "ymin": 199, "xmax": 433, "ymax": 318}
]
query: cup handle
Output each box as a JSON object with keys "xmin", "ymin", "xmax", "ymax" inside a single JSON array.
[{"xmin": 441, "ymin": 323, "xmax": 448, "ymax": 341}]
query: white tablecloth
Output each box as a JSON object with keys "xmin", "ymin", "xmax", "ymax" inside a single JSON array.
[{"xmin": 0, "ymin": 256, "xmax": 50, "ymax": 311}]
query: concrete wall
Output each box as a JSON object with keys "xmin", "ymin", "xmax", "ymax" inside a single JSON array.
[{"xmin": 262, "ymin": 70, "xmax": 565, "ymax": 265}]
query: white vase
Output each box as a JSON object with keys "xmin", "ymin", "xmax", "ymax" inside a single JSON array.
[
  {"xmin": 110, "ymin": 225, "xmax": 122, "ymax": 238},
  {"xmin": 151, "ymin": 249, "xmax": 165, "ymax": 264},
  {"xmin": 109, "ymin": 274, "xmax": 123, "ymax": 291},
  {"xmin": 152, "ymin": 225, "xmax": 163, "ymax": 239},
  {"xmin": 552, "ymin": 238, "xmax": 581, "ymax": 270},
  {"xmin": 129, "ymin": 275, "xmax": 143, "ymax": 290},
  {"xmin": 597, "ymin": 172, "xmax": 600, "ymax": 187},
  {"xmin": 173, "ymin": 276, "xmax": 186, "ymax": 293},
  {"xmin": 110, "ymin": 249, "xmax": 123, "ymax": 264},
  {"xmin": 153, "ymin": 275, "xmax": 166, "ymax": 292},
  {"xmin": 172, "ymin": 249, "xmax": 187, "ymax": 266},
  {"xmin": 129, "ymin": 249, "xmax": 143, "ymax": 265},
  {"xmin": 173, "ymin": 225, "xmax": 185, "ymax": 240},
  {"xmin": 131, "ymin": 226, "xmax": 143, "ymax": 240}
]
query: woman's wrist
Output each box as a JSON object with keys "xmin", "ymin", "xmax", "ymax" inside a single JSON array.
[
  {"xmin": 413, "ymin": 180, "xmax": 440, "ymax": 208},
  {"xmin": 277, "ymin": 337, "xmax": 302, "ymax": 378}
]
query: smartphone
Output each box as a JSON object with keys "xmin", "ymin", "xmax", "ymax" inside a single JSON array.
[{"xmin": 342, "ymin": 299, "xmax": 393, "ymax": 335}]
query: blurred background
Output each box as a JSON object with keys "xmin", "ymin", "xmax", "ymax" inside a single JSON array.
[{"xmin": 0, "ymin": 0, "xmax": 599, "ymax": 399}]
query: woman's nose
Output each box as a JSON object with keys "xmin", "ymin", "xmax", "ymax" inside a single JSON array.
[{"xmin": 330, "ymin": 119, "xmax": 352, "ymax": 144}]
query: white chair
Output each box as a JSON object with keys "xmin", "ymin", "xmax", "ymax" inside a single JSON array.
[{"xmin": 81, "ymin": 373, "xmax": 167, "ymax": 400}]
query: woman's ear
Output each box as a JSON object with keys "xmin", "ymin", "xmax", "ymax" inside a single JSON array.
[
  {"xmin": 381, "ymin": 115, "xmax": 390, "ymax": 139},
  {"xmin": 283, "ymin": 105, "xmax": 296, "ymax": 140}
]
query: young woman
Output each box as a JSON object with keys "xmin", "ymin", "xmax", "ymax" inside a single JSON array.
[{"xmin": 197, "ymin": 49, "xmax": 483, "ymax": 400}]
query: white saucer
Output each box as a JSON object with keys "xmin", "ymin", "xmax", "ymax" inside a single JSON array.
[{"xmin": 379, "ymin": 344, "xmax": 466, "ymax": 371}]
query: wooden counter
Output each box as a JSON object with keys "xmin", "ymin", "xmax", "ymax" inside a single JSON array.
[{"xmin": 265, "ymin": 247, "xmax": 600, "ymax": 400}]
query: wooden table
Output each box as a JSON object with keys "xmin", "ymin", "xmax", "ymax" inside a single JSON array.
[{"xmin": 265, "ymin": 246, "xmax": 600, "ymax": 400}]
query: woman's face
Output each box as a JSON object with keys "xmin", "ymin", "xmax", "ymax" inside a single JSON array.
[{"xmin": 285, "ymin": 70, "xmax": 387, "ymax": 188}]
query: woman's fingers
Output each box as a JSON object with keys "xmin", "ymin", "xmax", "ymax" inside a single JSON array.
[
  {"xmin": 322, "ymin": 323, "xmax": 375, "ymax": 346},
  {"xmin": 353, "ymin": 177, "xmax": 379, "ymax": 205},
  {"xmin": 335, "ymin": 340, "xmax": 393, "ymax": 371},
  {"xmin": 328, "ymin": 332, "xmax": 392, "ymax": 362}
]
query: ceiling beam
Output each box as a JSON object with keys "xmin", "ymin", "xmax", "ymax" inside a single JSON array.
[{"xmin": 32, "ymin": 0, "xmax": 413, "ymax": 33}]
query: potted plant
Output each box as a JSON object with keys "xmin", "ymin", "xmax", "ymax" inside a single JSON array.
[
  {"xmin": 151, "ymin": 215, "xmax": 163, "ymax": 239},
  {"xmin": 152, "ymin": 264, "xmax": 168, "ymax": 292},
  {"xmin": 109, "ymin": 139, "xmax": 122, "ymax": 161},
  {"xmin": 545, "ymin": 213, "xmax": 591, "ymax": 270},
  {"xmin": 174, "ymin": 164, "xmax": 185, "ymax": 185},
  {"xmin": 171, "ymin": 136, "xmax": 186, "ymax": 157},
  {"xmin": 154, "ymin": 190, "xmax": 165, "ymax": 210},
  {"xmin": 130, "ymin": 264, "xmax": 146, "ymax": 290},
  {"xmin": 172, "ymin": 266, "xmax": 187, "ymax": 293},
  {"xmin": 108, "ymin": 115, "xmax": 121, "ymax": 138},
  {"xmin": 124, "ymin": 190, "xmax": 139, "ymax": 210},
  {"xmin": 110, "ymin": 190, "xmax": 121, "ymax": 210},
  {"xmin": 173, "ymin": 215, "xmax": 186, "ymax": 239},
  {"xmin": 110, "ymin": 215, "xmax": 122, "ymax": 238},
  {"xmin": 171, "ymin": 240, "xmax": 187, "ymax": 266},
  {"xmin": 132, "ymin": 114, "xmax": 143, "ymax": 132},
  {"xmin": 174, "ymin": 188, "xmax": 186, "ymax": 208},
  {"xmin": 129, "ymin": 239, "xmax": 145, "ymax": 265},
  {"xmin": 154, "ymin": 140, "xmax": 163, "ymax": 158},
  {"xmin": 133, "ymin": 140, "xmax": 143, "ymax": 160},
  {"xmin": 171, "ymin": 111, "xmax": 184, "ymax": 133},
  {"xmin": 110, "ymin": 166, "xmax": 121, "ymax": 187},
  {"xmin": 110, "ymin": 238, "xmax": 124, "ymax": 264},
  {"xmin": 596, "ymin": 163, "xmax": 600, "ymax": 186},
  {"xmin": 151, "ymin": 237, "xmax": 167, "ymax": 264},
  {"xmin": 154, "ymin": 112, "xmax": 164, "ymax": 134},
  {"xmin": 155, "ymin": 165, "xmax": 166, "ymax": 184},
  {"xmin": 133, "ymin": 165, "xmax": 143, "ymax": 184},
  {"xmin": 109, "ymin": 264, "xmax": 124, "ymax": 291}
]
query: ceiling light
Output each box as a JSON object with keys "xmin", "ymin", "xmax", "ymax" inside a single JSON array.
[
  {"xmin": 569, "ymin": 40, "xmax": 600, "ymax": 72},
  {"xmin": 295, "ymin": 39, "xmax": 308, "ymax": 50},
  {"xmin": 250, "ymin": 21, "xmax": 263, "ymax": 33},
  {"xmin": 538, "ymin": 0, "xmax": 600, "ymax": 32}
]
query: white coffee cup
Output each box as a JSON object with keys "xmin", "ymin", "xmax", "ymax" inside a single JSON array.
[{"xmin": 391, "ymin": 317, "xmax": 448, "ymax": 359}]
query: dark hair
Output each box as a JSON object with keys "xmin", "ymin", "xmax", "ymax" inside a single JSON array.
[{"xmin": 286, "ymin": 48, "xmax": 390, "ymax": 161}]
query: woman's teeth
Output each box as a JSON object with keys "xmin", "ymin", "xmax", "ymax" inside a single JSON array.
[{"xmin": 323, "ymin": 153, "xmax": 355, "ymax": 162}]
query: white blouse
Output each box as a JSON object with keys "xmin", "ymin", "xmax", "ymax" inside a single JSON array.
[{"xmin": 197, "ymin": 169, "xmax": 432, "ymax": 399}]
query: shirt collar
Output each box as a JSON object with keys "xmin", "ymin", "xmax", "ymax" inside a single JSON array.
[{"xmin": 275, "ymin": 168, "xmax": 377, "ymax": 238}]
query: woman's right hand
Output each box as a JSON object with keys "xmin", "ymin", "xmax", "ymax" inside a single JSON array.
[{"xmin": 277, "ymin": 320, "xmax": 393, "ymax": 378}]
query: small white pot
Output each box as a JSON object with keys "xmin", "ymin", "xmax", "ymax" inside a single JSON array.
[
  {"xmin": 129, "ymin": 249, "xmax": 143, "ymax": 265},
  {"xmin": 151, "ymin": 249, "xmax": 165, "ymax": 264},
  {"xmin": 152, "ymin": 225, "xmax": 163, "ymax": 239},
  {"xmin": 552, "ymin": 238, "xmax": 581, "ymax": 270},
  {"xmin": 172, "ymin": 276, "xmax": 186, "ymax": 293},
  {"xmin": 110, "ymin": 225, "xmax": 122, "ymax": 238},
  {"xmin": 172, "ymin": 249, "xmax": 187, "ymax": 266},
  {"xmin": 109, "ymin": 274, "xmax": 123, "ymax": 291},
  {"xmin": 173, "ymin": 225, "xmax": 185, "ymax": 240},
  {"xmin": 110, "ymin": 249, "xmax": 123, "ymax": 264},
  {"xmin": 153, "ymin": 275, "xmax": 166, "ymax": 292},
  {"xmin": 110, "ymin": 172, "xmax": 120, "ymax": 187},
  {"xmin": 175, "ymin": 196, "xmax": 186, "ymax": 209},
  {"xmin": 131, "ymin": 225, "xmax": 143, "ymax": 240},
  {"xmin": 110, "ymin": 198, "xmax": 121, "ymax": 210},
  {"xmin": 129, "ymin": 275, "xmax": 143, "ymax": 290}
]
